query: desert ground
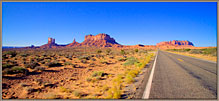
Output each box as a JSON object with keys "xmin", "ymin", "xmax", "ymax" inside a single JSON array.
[{"xmin": 2, "ymin": 47, "xmax": 155, "ymax": 99}]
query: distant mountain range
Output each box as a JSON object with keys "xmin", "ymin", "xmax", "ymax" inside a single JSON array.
[
  {"xmin": 3, "ymin": 33, "xmax": 196, "ymax": 49},
  {"xmin": 2, "ymin": 46, "xmax": 25, "ymax": 49}
]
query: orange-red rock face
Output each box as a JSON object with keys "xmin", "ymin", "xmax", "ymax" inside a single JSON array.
[
  {"xmin": 39, "ymin": 34, "xmax": 197, "ymax": 49},
  {"xmin": 48, "ymin": 37, "xmax": 55, "ymax": 44},
  {"xmin": 156, "ymin": 40, "xmax": 194, "ymax": 49},
  {"xmin": 40, "ymin": 37, "xmax": 60, "ymax": 48},
  {"xmin": 65, "ymin": 33, "xmax": 122, "ymax": 48},
  {"xmin": 66, "ymin": 39, "xmax": 80, "ymax": 47},
  {"xmin": 156, "ymin": 40, "xmax": 194, "ymax": 46},
  {"xmin": 80, "ymin": 33, "xmax": 121, "ymax": 47}
]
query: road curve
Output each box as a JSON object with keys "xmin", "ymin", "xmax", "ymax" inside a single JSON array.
[{"xmin": 149, "ymin": 50, "xmax": 217, "ymax": 99}]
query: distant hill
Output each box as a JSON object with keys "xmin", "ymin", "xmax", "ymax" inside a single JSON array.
[
  {"xmin": 4, "ymin": 33, "xmax": 197, "ymax": 49},
  {"xmin": 156, "ymin": 40, "xmax": 194, "ymax": 49},
  {"xmin": 38, "ymin": 34, "xmax": 196, "ymax": 49},
  {"xmin": 2, "ymin": 46, "xmax": 24, "ymax": 49},
  {"xmin": 156, "ymin": 40, "xmax": 194, "ymax": 46}
]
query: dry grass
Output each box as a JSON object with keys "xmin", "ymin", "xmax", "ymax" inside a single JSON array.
[
  {"xmin": 2, "ymin": 47, "xmax": 155, "ymax": 99},
  {"xmin": 167, "ymin": 51, "xmax": 216, "ymax": 62}
]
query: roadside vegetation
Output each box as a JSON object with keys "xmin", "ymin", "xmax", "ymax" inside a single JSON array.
[
  {"xmin": 166, "ymin": 48, "xmax": 217, "ymax": 62},
  {"xmin": 2, "ymin": 47, "xmax": 155, "ymax": 99}
]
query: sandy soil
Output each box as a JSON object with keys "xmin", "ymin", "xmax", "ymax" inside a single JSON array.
[{"xmin": 2, "ymin": 48, "xmax": 155, "ymax": 99}]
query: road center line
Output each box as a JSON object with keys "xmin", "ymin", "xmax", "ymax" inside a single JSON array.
[
  {"xmin": 142, "ymin": 50, "xmax": 158, "ymax": 99},
  {"xmin": 177, "ymin": 58, "xmax": 184, "ymax": 62}
]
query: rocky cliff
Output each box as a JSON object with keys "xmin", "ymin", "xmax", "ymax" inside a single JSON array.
[
  {"xmin": 80, "ymin": 33, "xmax": 121, "ymax": 47},
  {"xmin": 66, "ymin": 39, "xmax": 80, "ymax": 47},
  {"xmin": 156, "ymin": 40, "xmax": 194, "ymax": 49},
  {"xmin": 39, "ymin": 35, "xmax": 195, "ymax": 49},
  {"xmin": 40, "ymin": 37, "xmax": 60, "ymax": 48}
]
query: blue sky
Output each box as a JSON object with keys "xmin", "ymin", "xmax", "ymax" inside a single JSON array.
[{"xmin": 2, "ymin": 2, "xmax": 217, "ymax": 47}]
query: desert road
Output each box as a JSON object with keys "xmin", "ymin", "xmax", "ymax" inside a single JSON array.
[{"xmin": 143, "ymin": 50, "xmax": 217, "ymax": 99}]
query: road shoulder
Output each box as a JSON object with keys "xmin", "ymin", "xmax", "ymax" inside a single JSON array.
[{"xmin": 122, "ymin": 51, "xmax": 157, "ymax": 99}]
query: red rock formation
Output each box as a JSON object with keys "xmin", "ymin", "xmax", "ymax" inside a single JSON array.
[
  {"xmin": 38, "ymin": 34, "xmax": 196, "ymax": 50},
  {"xmin": 40, "ymin": 37, "xmax": 60, "ymax": 48},
  {"xmin": 80, "ymin": 33, "xmax": 121, "ymax": 47},
  {"xmin": 156, "ymin": 40, "xmax": 194, "ymax": 46},
  {"xmin": 48, "ymin": 37, "xmax": 55, "ymax": 44},
  {"xmin": 66, "ymin": 38, "xmax": 80, "ymax": 47},
  {"xmin": 156, "ymin": 40, "xmax": 194, "ymax": 49}
]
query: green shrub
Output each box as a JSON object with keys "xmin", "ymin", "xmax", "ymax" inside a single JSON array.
[
  {"xmin": 100, "ymin": 60, "xmax": 108, "ymax": 64},
  {"xmin": 2, "ymin": 54, "xmax": 7, "ymax": 59},
  {"xmin": 3, "ymin": 66, "xmax": 29, "ymax": 75},
  {"xmin": 20, "ymin": 53, "xmax": 29, "ymax": 57},
  {"xmin": 92, "ymin": 71, "xmax": 104, "ymax": 77},
  {"xmin": 46, "ymin": 61, "xmax": 62, "ymax": 67},
  {"xmin": 2, "ymin": 63, "xmax": 13, "ymax": 70},
  {"xmin": 78, "ymin": 55, "xmax": 91, "ymax": 60},
  {"xmin": 72, "ymin": 64, "xmax": 77, "ymax": 68},
  {"xmin": 24, "ymin": 62, "xmax": 39, "ymax": 69},
  {"xmin": 120, "ymin": 50, "xmax": 126, "ymax": 56},
  {"xmin": 118, "ymin": 58, "xmax": 127, "ymax": 61},
  {"xmin": 97, "ymin": 50, "xmax": 102, "ymax": 54},
  {"xmin": 135, "ymin": 49, "xmax": 139, "ymax": 53},
  {"xmin": 33, "ymin": 66, "xmax": 45, "ymax": 72},
  {"xmin": 60, "ymin": 86, "xmax": 71, "ymax": 93},
  {"xmin": 184, "ymin": 49, "xmax": 191, "ymax": 52},
  {"xmin": 189, "ymin": 49, "xmax": 203, "ymax": 54},
  {"xmin": 125, "ymin": 74, "xmax": 135, "ymax": 84},
  {"xmin": 96, "ymin": 76, "xmax": 101, "ymax": 80},
  {"xmin": 123, "ymin": 57, "xmax": 139, "ymax": 66},
  {"xmin": 64, "ymin": 62, "xmax": 72, "ymax": 66},
  {"xmin": 202, "ymin": 48, "xmax": 217, "ymax": 56},
  {"xmin": 86, "ymin": 77, "xmax": 92, "ymax": 82},
  {"xmin": 134, "ymin": 62, "xmax": 143, "ymax": 68},
  {"xmin": 4, "ymin": 51, "xmax": 17, "ymax": 57},
  {"xmin": 74, "ymin": 90, "xmax": 82, "ymax": 97}
]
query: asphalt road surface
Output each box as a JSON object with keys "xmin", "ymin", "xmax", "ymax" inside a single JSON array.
[{"xmin": 149, "ymin": 50, "xmax": 217, "ymax": 99}]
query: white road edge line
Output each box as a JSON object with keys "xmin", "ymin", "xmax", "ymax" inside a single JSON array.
[{"xmin": 142, "ymin": 50, "xmax": 159, "ymax": 99}]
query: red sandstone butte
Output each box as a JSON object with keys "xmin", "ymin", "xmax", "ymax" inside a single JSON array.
[
  {"xmin": 156, "ymin": 40, "xmax": 194, "ymax": 46},
  {"xmin": 156, "ymin": 40, "xmax": 194, "ymax": 49},
  {"xmin": 80, "ymin": 33, "xmax": 122, "ymax": 47},
  {"xmin": 40, "ymin": 37, "xmax": 60, "ymax": 48}
]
